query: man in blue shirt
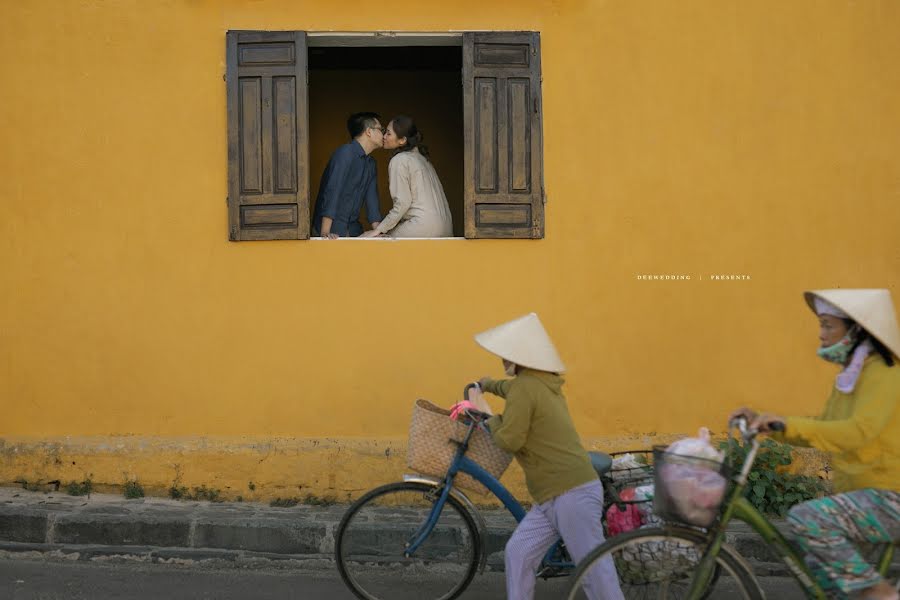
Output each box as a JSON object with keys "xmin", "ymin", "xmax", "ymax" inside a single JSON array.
[{"xmin": 312, "ymin": 112, "xmax": 384, "ymax": 238}]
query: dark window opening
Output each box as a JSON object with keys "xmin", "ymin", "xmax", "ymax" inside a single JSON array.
[{"xmin": 308, "ymin": 45, "xmax": 465, "ymax": 237}]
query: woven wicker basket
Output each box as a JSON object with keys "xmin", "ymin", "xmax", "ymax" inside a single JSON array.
[{"xmin": 407, "ymin": 399, "xmax": 513, "ymax": 495}]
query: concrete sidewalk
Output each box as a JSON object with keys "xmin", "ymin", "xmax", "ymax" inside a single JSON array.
[{"xmin": 0, "ymin": 486, "xmax": 879, "ymax": 577}]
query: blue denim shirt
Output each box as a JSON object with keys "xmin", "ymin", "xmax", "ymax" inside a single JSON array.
[{"xmin": 312, "ymin": 140, "xmax": 381, "ymax": 237}]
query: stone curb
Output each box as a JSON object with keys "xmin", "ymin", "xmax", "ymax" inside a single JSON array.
[
  {"xmin": 1, "ymin": 488, "xmax": 895, "ymax": 576},
  {"xmin": 0, "ymin": 541, "xmax": 334, "ymax": 569},
  {"xmin": 0, "ymin": 541, "xmax": 796, "ymax": 579}
]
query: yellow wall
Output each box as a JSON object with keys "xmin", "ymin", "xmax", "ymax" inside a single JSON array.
[{"xmin": 2, "ymin": 0, "xmax": 899, "ymax": 500}]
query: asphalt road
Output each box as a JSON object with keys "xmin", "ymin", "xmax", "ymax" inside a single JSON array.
[{"xmin": 0, "ymin": 556, "xmax": 808, "ymax": 599}]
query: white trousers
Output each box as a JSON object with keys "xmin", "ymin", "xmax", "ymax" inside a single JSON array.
[{"xmin": 504, "ymin": 479, "xmax": 625, "ymax": 600}]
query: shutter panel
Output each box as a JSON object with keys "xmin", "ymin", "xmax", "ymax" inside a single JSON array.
[
  {"xmin": 226, "ymin": 31, "xmax": 310, "ymax": 241},
  {"xmin": 463, "ymin": 32, "xmax": 544, "ymax": 239}
]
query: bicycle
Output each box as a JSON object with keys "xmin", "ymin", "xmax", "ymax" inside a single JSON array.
[
  {"xmin": 334, "ymin": 384, "xmax": 654, "ymax": 600},
  {"xmin": 565, "ymin": 417, "xmax": 898, "ymax": 599}
]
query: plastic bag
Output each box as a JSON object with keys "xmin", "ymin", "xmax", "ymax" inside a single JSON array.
[
  {"xmin": 605, "ymin": 487, "xmax": 642, "ymax": 536},
  {"xmin": 610, "ymin": 452, "xmax": 646, "ymax": 481},
  {"xmin": 612, "ymin": 453, "xmax": 642, "ymax": 470},
  {"xmin": 449, "ymin": 385, "xmax": 494, "ymax": 422},
  {"xmin": 659, "ymin": 463, "xmax": 726, "ymax": 526},
  {"xmin": 659, "ymin": 428, "xmax": 727, "ymax": 527},
  {"xmin": 665, "ymin": 427, "xmax": 723, "ymax": 462},
  {"xmin": 633, "ymin": 484, "xmax": 662, "ymax": 526},
  {"xmin": 633, "ymin": 484, "xmax": 654, "ymax": 503},
  {"xmin": 449, "ymin": 400, "xmax": 477, "ymax": 421}
]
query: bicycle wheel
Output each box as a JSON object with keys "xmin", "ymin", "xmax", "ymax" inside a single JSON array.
[
  {"xmin": 335, "ymin": 481, "xmax": 480, "ymax": 600},
  {"xmin": 566, "ymin": 526, "xmax": 763, "ymax": 600}
]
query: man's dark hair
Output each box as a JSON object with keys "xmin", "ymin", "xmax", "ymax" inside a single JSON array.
[{"xmin": 347, "ymin": 112, "xmax": 381, "ymax": 139}]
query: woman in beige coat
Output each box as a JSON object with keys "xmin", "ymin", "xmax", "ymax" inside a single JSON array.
[{"xmin": 360, "ymin": 116, "xmax": 453, "ymax": 238}]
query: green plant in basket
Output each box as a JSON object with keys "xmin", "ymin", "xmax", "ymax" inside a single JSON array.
[{"xmin": 719, "ymin": 437, "xmax": 826, "ymax": 516}]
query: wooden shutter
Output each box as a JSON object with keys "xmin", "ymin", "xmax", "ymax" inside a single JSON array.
[
  {"xmin": 463, "ymin": 32, "xmax": 544, "ymax": 239},
  {"xmin": 226, "ymin": 31, "xmax": 310, "ymax": 241}
]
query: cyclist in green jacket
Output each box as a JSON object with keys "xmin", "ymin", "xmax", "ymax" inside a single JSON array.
[{"xmin": 475, "ymin": 313, "xmax": 624, "ymax": 600}]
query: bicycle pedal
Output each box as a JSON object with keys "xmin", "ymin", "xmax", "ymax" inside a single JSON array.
[{"xmin": 536, "ymin": 567, "xmax": 568, "ymax": 580}]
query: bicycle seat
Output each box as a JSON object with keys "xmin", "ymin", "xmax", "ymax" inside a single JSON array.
[{"xmin": 588, "ymin": 451, "xmax": 613, "ymax": 477}]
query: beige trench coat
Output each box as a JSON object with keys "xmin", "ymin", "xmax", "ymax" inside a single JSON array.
[{"xmin": 375, "ymin": 148, "xmax": 453, "ymax": 238}]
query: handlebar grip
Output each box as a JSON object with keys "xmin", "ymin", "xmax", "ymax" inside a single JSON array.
[
  {"xmin": 463, "ymin": 382, "xmax": 480, "ymax": 401},
  {"xmin": 769, "ymin": 421, "xmax": 786, "ymax": 432}
]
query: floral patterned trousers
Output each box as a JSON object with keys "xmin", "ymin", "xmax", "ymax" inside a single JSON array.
[{"xmin": 787, "ymin": 489, "xmax": 900, "ymax": 598}]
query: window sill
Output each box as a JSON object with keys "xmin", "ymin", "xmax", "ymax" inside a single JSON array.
[{"xmin": 313, "ymin": 237, "xmax": 466, "ymax": 241}]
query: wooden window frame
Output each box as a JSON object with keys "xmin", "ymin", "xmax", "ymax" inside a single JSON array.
[{"xmin": 226, "ymin": 30, "xmax": 544, "ymax": 241}]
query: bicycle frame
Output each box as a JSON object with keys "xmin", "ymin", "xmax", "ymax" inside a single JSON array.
[
  {"xmin": 685, "ymin": 428, "xmax": 894, "ymax": 600},
  {"xmin": 404, "ymin": 418, "xmax": 572, "ymax": 573}
]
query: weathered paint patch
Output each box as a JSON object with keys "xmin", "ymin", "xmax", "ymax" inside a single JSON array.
[{"xmin": 0, "ymin": 435, "xmax": 828, "ymax": 503}]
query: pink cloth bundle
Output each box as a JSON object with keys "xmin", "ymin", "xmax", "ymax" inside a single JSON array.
[{"xmin": 449, "ymin": 400, "xmax": 478, "ymax": 421}]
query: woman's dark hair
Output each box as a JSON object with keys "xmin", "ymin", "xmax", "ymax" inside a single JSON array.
[
  {"xmin": 843, "ymin": 319, "xmax": 895, "ymax": 366},
  {"xmin": 389, "ymin": 115, "xmax": 429, "ymax": 158}
]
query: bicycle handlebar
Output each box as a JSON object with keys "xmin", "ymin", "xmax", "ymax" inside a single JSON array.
[
  {"xmin": 728, "ymin": 416, "xmax": 785, "ymax": 440},
  {"xmin": 729, "ymin": 416, "xmax": 750, "ymax": 437},
  {"xmin": 461, "ymin": 383, "xmax": 493, "ymax": 422},
  {"xmin": 466, "ymin": 408, "xmax": 491, "ymax": 421}
]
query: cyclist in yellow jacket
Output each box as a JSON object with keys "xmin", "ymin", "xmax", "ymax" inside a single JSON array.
[{"xmin": 734, "ymin": 289, "xmax": 900, "ymax": 600}]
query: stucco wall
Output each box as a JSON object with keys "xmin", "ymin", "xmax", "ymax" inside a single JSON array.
[{"xmin": 1, "ymin": 0, "xmax": 898, "ymax": 499}]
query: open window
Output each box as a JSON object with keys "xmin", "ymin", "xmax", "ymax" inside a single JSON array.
[{"xmin": 226, "ymin": 31, "xmax": 543, "ymax": 240}]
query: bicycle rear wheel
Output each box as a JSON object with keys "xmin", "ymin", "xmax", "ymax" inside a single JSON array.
[
  {"xmin": 335, "ymin": 481, "xmax": 480, "ymax": 600},
  {"xmin": 566, "ymin": 526, "xmax": 763, "ymax": 600}
]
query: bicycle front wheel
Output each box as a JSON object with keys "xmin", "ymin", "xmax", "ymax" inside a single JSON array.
[
  {"xmin": 335, "ymin": 481, "xmax": 480, "ymax": 600},
  {"xmin": 566, "ymin": 526, "xmax": 763, "ymax": 600}
]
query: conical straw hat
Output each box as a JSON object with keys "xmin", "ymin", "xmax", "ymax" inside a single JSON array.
[
  {"xmin": 474, "ymin": 313, "xmax": 566, "ymax": 373},
  {"xmin": 804, "ymin": 289, "xmax": 900, "ymax": 359}
]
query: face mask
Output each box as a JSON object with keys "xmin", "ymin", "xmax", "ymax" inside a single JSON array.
[
  {"xmin": 504, "ymin": 362, "xmax": 517, "ymax": 376},
  {"xmin": 817, "ymin": 326, "xmax": 859, "ymax": 364}
]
